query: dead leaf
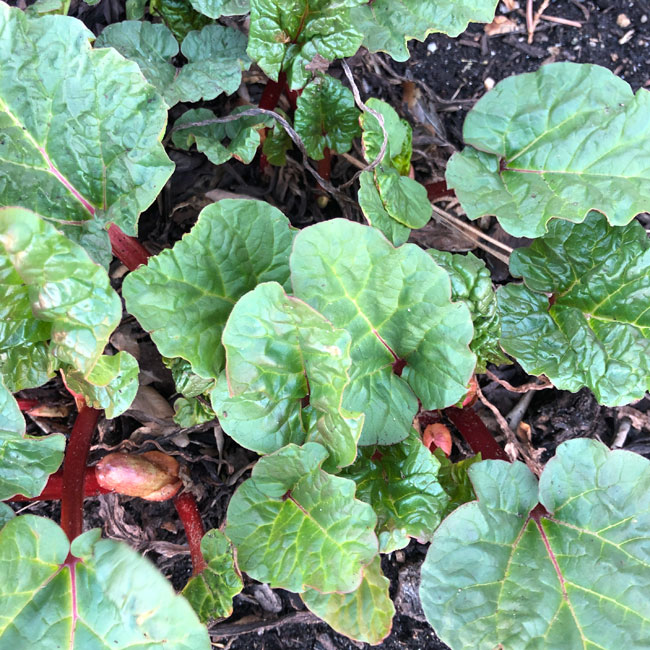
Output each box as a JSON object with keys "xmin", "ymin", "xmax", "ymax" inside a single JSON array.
[{"xmin": 485, "ymin": 15, "xmax": 518, "ymax": 36}]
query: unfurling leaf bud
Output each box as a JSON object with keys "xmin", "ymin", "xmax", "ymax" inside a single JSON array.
[{"xmin": 95, "ymin": 451, "xmax": 181, "ymax": 501}]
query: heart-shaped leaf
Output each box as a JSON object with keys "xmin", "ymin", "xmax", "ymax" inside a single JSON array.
[
  {"xmin": 446, "ymin": 63, "xmax": 650, "ymax": 237},
  {"xmin": 301, "ymin": 556, "xmax": 394, "ymax": 644},
  {"xmin": 340, "ymin": 429, "xmax": 449, "ymax": 552},
  {"xmin": 123, "ymin": 199, "xmax": 295, "ymax": 380},
  {"xmin": 375, "ymin": 166, "xmax": 432, "ymax": 229},
  {"xmin": 351, "ymin": 0, "xmax": 499, "ymax": 61},
  {"xmin": 0, "ymin": 5, "xmax": 173, "ymax": 247},
  {"xmin": 182, "ymin": 529, "xmax": 243, "ymax": 622},
  {"xmin": 211, "ymin": 282, "xmax": 363, "ymax": 470},
  {"xmin": 190, "ymin": 0, "xmax": 249, "ymax": 17},
  {"xmin": 428, "ymin": 250, "xmax": 508, "ymax": 372},
  {"xmin": 225, "ymin": 442, "xmax": 378, "ymax": 593},
  {"xmin": 0, "ymin": 379, "xmax": 64, "ymax": 500},
  {"xmin": 0, "ymin": 516, "xmax": 211, "ymax": 648},
  {"xmin": 290, "ymin": 219, "xmax": 475, "ymax": 445},
  {"xmin": 420, "ymin": 438, "xmax": 650, "ymax": 650},
  {"xmin": 294, "ymin": 74, "xmax": 360, "ymax": 160},
  {"xmin": 247, "ymin": 0, "xmax": 366, "ymax": 89},
  {"xmin": 499, "ymin": 213, "xmax": 650, "ymax": 405}
]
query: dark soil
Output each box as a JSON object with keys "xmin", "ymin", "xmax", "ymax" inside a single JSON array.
[{"xmin": 10, "ymin": 1, "xmax": 650, "ymax": 649}]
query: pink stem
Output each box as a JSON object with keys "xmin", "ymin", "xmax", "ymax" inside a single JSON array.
[
  {"xmin": 108, "ymin": 223, "xmax": 151, "ymax": 271},
  {"xmin": 173, "ymin": 492, "xmax": 207, "ymax": 575},
  {"xmin": 444, "ymin": 406, "xmax": 509, "ymax": 461}
]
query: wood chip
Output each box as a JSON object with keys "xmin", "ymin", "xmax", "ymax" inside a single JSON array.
[{"xmin": 485, "ymin": 15, "xmax": 518, "ymax": 35}]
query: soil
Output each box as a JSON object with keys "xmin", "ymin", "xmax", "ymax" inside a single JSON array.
[{"xmin": 10, "ymin": 1, "xmax": 650, "ymax": 649}]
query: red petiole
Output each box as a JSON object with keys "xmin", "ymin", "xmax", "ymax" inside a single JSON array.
[
  {"xmin": 173, "ymin": 492, "xmax": 207, "ymax": 575},
  {"xmin": 444, "ymin": 406, "xmax": 509, "ymax": 461}
]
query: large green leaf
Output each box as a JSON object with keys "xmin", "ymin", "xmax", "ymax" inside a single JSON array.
[
  {"xmin": 0, "ymin": 503, "xmax": 13, "ymax": 530},
  {"xmin": 0, "ymin": 4, "xmax": 173, "ymax": 243},
  {"xmin": 499, "ymin": 213, "xmax": 650, "ymax": 405},
  {"xmin": 351, "ymin": 0, "xmax": 499, "ymax": 61},
  {"xmin": 172, "ymin": 107, "xmax": 269, "ymax": 166},
  {"xmin": 0, "ymin": 208, "xmax": 122, "ymax": 380},
  {"xmin": 182, "ymin": 529, "xmax": 243, "ymax": 622},
  {"xmin": 294, "ymin": 74, "xmax": 360, "ymax": 160},
  {"xmin": 0, "ymin": 378, "xmax": 64, "ymax": 500},
  {"xmin": 0, "ymin": 517, "xmax": 211, "ymax": 648},
  {"xmin": 211, "ymin": 282, "xmax": 363, "ymax": 470},
  {"xmin": 420, "ymin": 438, "xmax": 650, "ymax": 650},
  {"xmin": 301, "ymin": 556, "xmax": 394, "ymax": 645},
  {"xmin": 63, "ymin": 352, "xmax": 140, "ymax": 419},
  {"xmin": 446, "ymin": 63, "xmax": 650, "ymax": 237},
  {"xmin": 150, "ymin": 0, "xmax": 212, "ymax": 41},
  {"xmin": 290, "ymin": 219, "xmax": 475, "ymax": 445},
  {"xmin": 123, "ymin": 200, "xmax": 295, "ymax": 380},
  {"xmin": 225, "ymin": 442, "xmax": 378, "ymax": 593},
  {"xmin": 428, "ymin": 250, "xmax": 508, "ymax": 372},
  {"xmin": 340, "ymin": 430, "xmax": 449, "ymax": 552},
  {"xmin": 189, "ymin": 0, "xmax": 249, "ymax": 17},
  {"xmin": 247, "ymin": 0, "xmax": 366, "ymax": 90}
]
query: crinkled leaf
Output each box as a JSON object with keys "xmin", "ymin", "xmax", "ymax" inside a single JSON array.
[
  {"xmin": 123, "ymin": 199, "xmax": 295, "ymax": 380},
  {"xmin": 301, "ymin": 556, "xmax": 394, "ymax": 644},
  {"xmin": 173, "ymin": 396, "xmax": 215, "ymax": 427},
  {"xmin": 0, "ymin": 517, "xmax": 211, "ymax": 648},
  {"xmin": 433, "ymin": 448, "xmax": 480, "ymax": 515},
  {"xmin": 499, "ymin": 213, "xmax": 650, "ymax": 405},
  {"xmin": 164, "ymin": 357, "xmax": 215, "ymax": 398},
  {"xmin": 375, "ymin": 166, "xmax": 432, "ymax": 229},
  {"xmin": 189, "ymin": 0, "xmax": 249, "ymax": 17},
  {"xmin": 212, "ymin": 282, "xmax": 363, "ymax": 470},
  {"xmin": 174, "ymin": 24, "xmax": 251, "ymax": 103},
  {"xmin": 247, "ymin": 0, "xmax": 365, "ymax": 90},
  {"xmin": 0, "ymin": 5, "xmax": 173, "ymax": 244},
  {"xmin": 0, "ymin": 503, "xmax": 14, "ymax": 529},
  {"xmin": 63, "ymin": 352, "xmax": 139, "ymax": 419},
  {"xmin": 150, "ymin": 0, "xmax": 212, "ymax": 41},
  {"xmin": 294, "ymin": 74, "xmax": 360, "ymax": 160},
  {"xmin": 290, "ymin": 219, "xmax": 475, "ymax": 445},
  {"xmin": 58, "ymin": 220, "xmax": 113, "ymax": 269},
  {"xmin": 182, "ymin": 529, "xmax": 243, "ymax": 622},
  {"xmin": 0, "ymin": 208, "xmax": 121, "ymax": 378},
  {"xmin": 358, "ymin": 171, "xmax": 410, "ymax": 247},
  {"xmin": 172, "ymin": 107, "xmax": 268, "ymax": 166},
  {"xmin": 360, "ymin": 98, "xmax": 412, "ymax": 175},
  {"xmin": 126, "ymin": 0, "xmax": 147, "ymax": 19},
  {"xmin": 263, "ymin": 117, "xmax": 293, "ymax": 166},
  {"xmin": 95, "ymin": 21, "xmax": 180, "ymax": 107},
  {"xmin": 352, "ymin": 0, "xmax": 498, "ymax": 61},
  {"xmin": 0, "ymin": 378, "xmax": 64, "ymax": 500},
  {"xmin": 340, "ymin": 430, "xmax": 449, "ymax": 552},
  {"xmin": 420, "ymin": 438, "xmax": 650, "ymax": 650},
  {"xmin": 428, "ymin": 250, "xmax": 508, "ymax": 372},
  {"xmin": 225, "ymin": 442, "xmax": 378, "ymax": 593},
  {"xmin": 446, "ymin": 63, "xmax": 650, "ymax": 238}
]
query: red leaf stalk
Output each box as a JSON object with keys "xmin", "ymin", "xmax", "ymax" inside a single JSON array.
[
  {"xmin": 108, "ymin": 223, "xmax": 151, "ymax": 271},
  {"xmin": 444, "ymin": 406, "xmax": 509, "ymax": 461},
  {"xmin": 60, "ymin": 405, "xmax": 101, "ymax": 540},
  {"xmin": 425, "ymin": 180, "xmax": 454, "ymax": 201},
  {"xmin": 173, "ymin": 492, "xmax": 207, "ymax": 575},
  {"xmin": 9, "ymin": 468, "xmax": 109, "ymax": 502}
]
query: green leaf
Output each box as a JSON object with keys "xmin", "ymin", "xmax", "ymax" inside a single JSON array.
[
  {"xmin": 173, "ymin": 396, "xmax": 215, "ymax": 427},
  {"xmin": 0, "ymin": 5, "xmax": 173, "ymax": 245},
  {"xmin": 123, "ymin": 199, "xmax": 295, "ymax": 380},
  {"xmin": 181, "ymin": 529, "xmax": 243, "ymax": 622},
  {"xmin": 427, "ymin": 250, "xmax": 509, "ymax": 372},
  {"xmin": 164, "ymin": 357, "xmax": 215, "ymax": 398},
  {"xmin": 294, "ymin": 74, "xmax": 360, "ymax": 160},
  {"xmin": 63, "ymin": 352, "xmax": 140, "ymax": 418},
  {"xmin": 375, "ymin": 166, "xmax": 432, "ymax": 229},
  {"xmin": 262, "ymin": 116, "xmax": 294, "ymax": 166},
  {"xmin": 150, "ymin": 0, "xmax": 212, "ymax": 41},
  {"xmin": 174, "ymin": 24, "xmax": 251, "ymax": 103},
  {"xmin": 290, "ymin": 219, "xmax": 475, "ymax": 445},
  {"xmin": 420, "ymin": 438, "xmax": 650, "ymax": 650},
  {"xmin": 433, "ymin": 448, "xmax": 480, "ymax": 515},
  {"xmin": 225, "ymin": 442, "xmax": 378, "ymax": 593},
  {"xmin": 446, "ymin": 63, "xmax": 650, "ymax": 238},
  {"xmin": 340, "ymin": 430, "xmax": 449, "ymax": 552},
  {"xmin": 211, "ymin": 282, "xmax": 363, "ymax": 470},
  {"xmin": 0, "ymin": 208, "xmax": 122, "ymax": 379},
  {"xmin": 0, "ymin": 516, "xmax": 212, "ymax": 648},
  {"xmin": 358, "ymin": 171, "xmax": 410, "ymax": 247},
  {"xmin": 189, "ymin": 0, "xmax": 249, "ymax": 17},
  {"xmin": 360, "ymin": 98, "xmax": 412, "ymax": 175},
  {"xmin": 172, "ymin": 107, "xmax": 268, "ymax": 166},
  {"xmin": 499, "ymin": 213, "xmax": 650, "ymax": 405},
  {"xmin": 301, "ymin": 556, "xmax": 394, "ymax": 644},
  {"xmin": 0, "ymin": 503, "xmax": 14, "ymax": 530},
  {"xmin": 95, "ymin": 21, "xmax": 180, "ymax": 107},
  {"xmin": 247, "ymin": 0, "xmax": 366, "ymax": 90},
  {"xmin": 126, "ymin": 0, "xmax": 147, "ymax": 19},
  {"xmin": 24, "ymin": 0, "xmax": 70, "ymax": 16},
  {"xmin": 351, "ymin": 0, "xmax": 498, "ymax": 61},
  {"xmin": 0, "ymin": 378, "xmax": 65, "ymax": 500}
]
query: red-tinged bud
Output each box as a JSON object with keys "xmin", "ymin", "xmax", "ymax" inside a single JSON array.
[
  {"xmin": 422, "ymin": 422, "xmax": 453, "ymax": 456},
  {"xmin": 95, "ymin": 451, "xmax": 181, "ymax": 501},
  {"xmin": 462, "ymin": 375, "xmax": 478, "ymax": 407}
]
